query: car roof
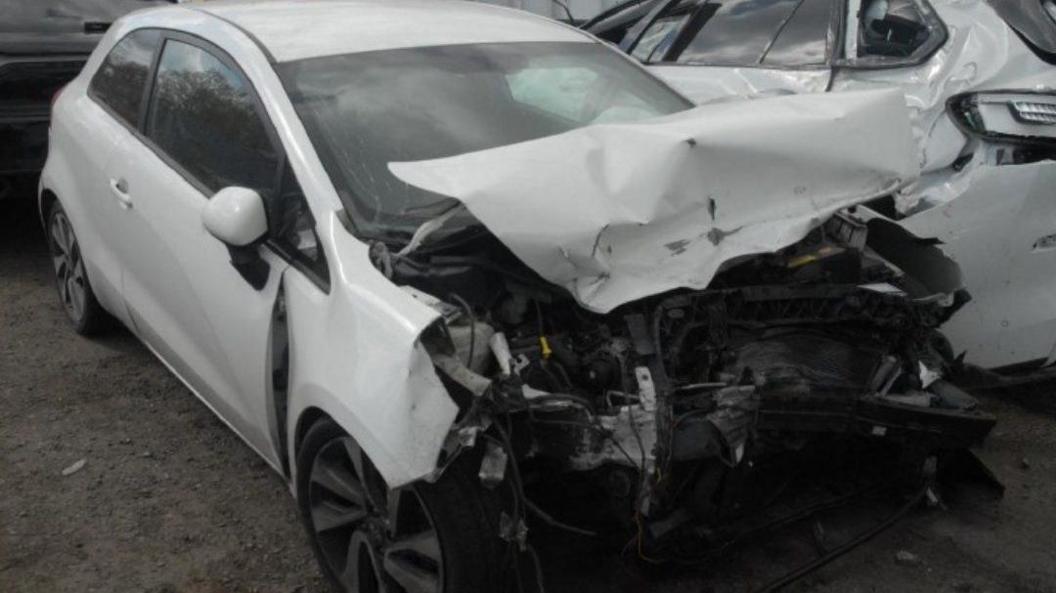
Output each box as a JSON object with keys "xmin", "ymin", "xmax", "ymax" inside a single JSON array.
[{"xmin": 190, "ymin": 0, "xmax": 593, "ymax": 62}]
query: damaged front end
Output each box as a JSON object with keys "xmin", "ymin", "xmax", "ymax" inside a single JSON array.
[
  {"xmin": 395, "ymin": 209, "xmax": 993, "ymax": 563},
  {"xmin": 370, "ymin": 89, "xmax": 996, "ymax": 571}
]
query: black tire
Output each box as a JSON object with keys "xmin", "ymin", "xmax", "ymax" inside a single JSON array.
[
  {"xmin": 45, "ymin": 200, "xmax": 112, "ymax": 335},
  {"xmin": 296, "ymin": 417, "xmax": 505, "ymax": 593}
]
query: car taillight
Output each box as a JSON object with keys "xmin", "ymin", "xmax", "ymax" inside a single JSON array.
[
  {"xmin": 1009, "ymin": 100, "xmax": 1056, "ymax": 125},
  {"xmin": 948, "ymin": 91, "xmax": 1056, "ymax": 146}
]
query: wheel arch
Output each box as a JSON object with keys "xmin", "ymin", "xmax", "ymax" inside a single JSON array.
[
  {"xmin": 294, "ymin": 406, "xmax": 330, "ymax": 465},
  {"xmin": 39, "ymin": 188, "xmax": 59, "ymax": 229}
]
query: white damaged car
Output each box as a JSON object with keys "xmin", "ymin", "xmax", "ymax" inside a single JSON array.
[
  {"xmin": 584, "ymin": 0, "xmax": 1056, "ymax": 374},
  {"xmin": 42, "ymin": 0, "xmax": 996, "ymax": 591}
]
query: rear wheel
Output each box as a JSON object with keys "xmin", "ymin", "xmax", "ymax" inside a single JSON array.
[
  {"xmin": 297, "ymin": 418, "xmax": 503, "ymax": 593},
  {"xmin": 46, "ymin": 201, "xmax": 110, "ymax": 335}
]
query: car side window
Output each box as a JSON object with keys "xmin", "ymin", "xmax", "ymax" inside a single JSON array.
[
  {"xmin": 269, "ymin": 161, "xmax": 329, "ymax": 286},
  {"xmin": 760, "ymin": 0, "xmax": 834, "ymax": 66},
  {"xmin": 631, "ymin": 0, "xmax": 697, "ymax": 62},
  {"xmin": 146, "ymin": 38, "xmax": 279, "ymax": 197},
  {"xmin": 631, "ymin": 0, "xmax": 834, "ymax": 67},
  {"xmin": 89, "ymin": 29, "xmax": 161, "ymax": 126},
  {"xmin": 857, "ymin": 0, "xmax": 933, "ymax": 58}
]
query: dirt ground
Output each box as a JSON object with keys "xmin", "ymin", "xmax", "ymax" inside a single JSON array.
[{"xmin": 3, "ymin": 192, "xmax": 1056, "ymax": 593}]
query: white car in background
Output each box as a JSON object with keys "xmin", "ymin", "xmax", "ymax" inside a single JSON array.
[
  {"xmin": 585, "ymin": 0, "xmax": 1056, "ymax": 374},
  {"xmin": 41, "ymin": 1, "xmax": 996, "ymax": 591}
]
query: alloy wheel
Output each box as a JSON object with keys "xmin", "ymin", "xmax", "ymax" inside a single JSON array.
[
  {"xmin": 308, "ymin": 436, "xmax": 444, "ymax": 593},
  {"xmin": 48, "ymin": 210, "xmax": 87, "ymax": 323}
]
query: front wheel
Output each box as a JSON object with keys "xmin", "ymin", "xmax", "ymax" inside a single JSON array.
[{"xmin": 297, "ymin": 418, "xmax": 505, "ymax": 593}]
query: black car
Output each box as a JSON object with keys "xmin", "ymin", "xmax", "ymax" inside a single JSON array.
[{"xmin": 0, "ymin": 0, "xmax": 176, "ymax": 196}]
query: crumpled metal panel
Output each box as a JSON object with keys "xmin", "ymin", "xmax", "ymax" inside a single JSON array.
[{"xmin": 391, "ymin": 89, "xmax": 917, "ymax": 313}]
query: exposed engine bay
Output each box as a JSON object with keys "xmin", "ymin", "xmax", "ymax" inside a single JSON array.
[{"xmin": 369, "ymin": 206, "xmax": 996, "ymax": 565}]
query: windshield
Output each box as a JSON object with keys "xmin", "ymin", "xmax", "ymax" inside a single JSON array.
[{"xmin": 279, "ymin": 41, "xmax": 691, "ymax": 240}]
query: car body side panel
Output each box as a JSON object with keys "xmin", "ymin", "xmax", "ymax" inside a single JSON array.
[
  {"xmin": 283, "ymin": 214, "xmax": 458, "ymax": 489},
  {"xmin": 831, "ymin": 0, "xmax": 1056, "ymax": 175},
  {"xmin": 106, "ymin": 125, "xmax": 289, "ymax": 466},
  {"xmin": 38, "ymin": 73, "xmax": 127, "ymax": 322},
  {"xmin": 832, "ymin": 0, "xmax": 1056, "ymax": 367},
  {"xmin": 39, "ymin": 7, "xmax": 465, "ymax": 488},
  {"xmin": 180, "ymin": 12, "xmax": 464, "ymax": 488},
  {"xmin": 126, "ymin": 9, "xmax": 464, "ymax": 488},
  {"xmin": 901, "ymin": 162, "xmax": 1056, "ymax": 368}
]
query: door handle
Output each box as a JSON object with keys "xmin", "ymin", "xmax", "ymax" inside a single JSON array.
[{"xmin": 109, "ymin": 177, "xmax": 132, "ymax": 209}]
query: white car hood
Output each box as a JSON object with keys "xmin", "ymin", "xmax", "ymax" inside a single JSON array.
[{"xmin": 391, "ymin": 88, "xmax": 918, "ymax": 313}]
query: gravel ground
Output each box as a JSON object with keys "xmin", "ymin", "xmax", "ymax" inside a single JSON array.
[{"xmin": 3, "ymin": 193, "xmax": 1056, "ymax": 593}]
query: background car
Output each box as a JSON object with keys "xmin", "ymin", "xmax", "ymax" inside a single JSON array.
[
  {"xmin": 0, "ymin": 0, "xmax": 176, "ymax": 197},
  {"xmin": 584, "ymin": 0, "xmax": 1056, "ymax": 375},
  {"xmin": 40, "ymin": 1, "xmax": 995, "ymax": 592}
]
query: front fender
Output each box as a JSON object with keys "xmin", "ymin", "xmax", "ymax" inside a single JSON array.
[{"xmin": 284, "ymin": 214, "xmax": 459, "ymax": 489}]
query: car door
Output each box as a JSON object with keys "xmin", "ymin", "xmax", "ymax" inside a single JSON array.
[
  {"xmin": 103, "ymin": 32, "xmax": 297, "ymax": 465},
  {"xmin": 67, "ymin": 28, "xmax": 162, "ymax": 321}
]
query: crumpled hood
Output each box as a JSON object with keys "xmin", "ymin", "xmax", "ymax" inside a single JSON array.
[{"xmin": 390, "ymin": 88, "xmax": 918, "ymax": 313}]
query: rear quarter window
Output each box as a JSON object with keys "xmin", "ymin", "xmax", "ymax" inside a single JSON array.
[{"xmin": 89, "ymin": 29, "xmax": 161, "ymax": 126}]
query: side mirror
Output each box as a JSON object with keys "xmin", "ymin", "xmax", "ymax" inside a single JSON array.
[
  {"xmin": 202, "ymin": 187, "xmax": 270, "ymax": 290},
  {"xmin": 203, "ymin": 186, "xmax": 267, "ymax": 247}
]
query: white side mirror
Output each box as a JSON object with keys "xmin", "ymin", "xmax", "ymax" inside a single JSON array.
[{"xmin": 202, "ymin": 187, "xmax": 267, "ymax": 247}]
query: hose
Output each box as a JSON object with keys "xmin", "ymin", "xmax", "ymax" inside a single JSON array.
[{"xmin": 753, "ymin": 485, "xmax": 929, "ymax": 593}]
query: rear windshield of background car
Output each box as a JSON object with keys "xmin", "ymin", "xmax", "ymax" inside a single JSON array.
[
  {"xmin": 632, "ymin": 0, "xmax": 834, "ymax": 67},
  {"xmin": 1, "ymin": 1, "xmax": 170, "ymax": 36}
]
